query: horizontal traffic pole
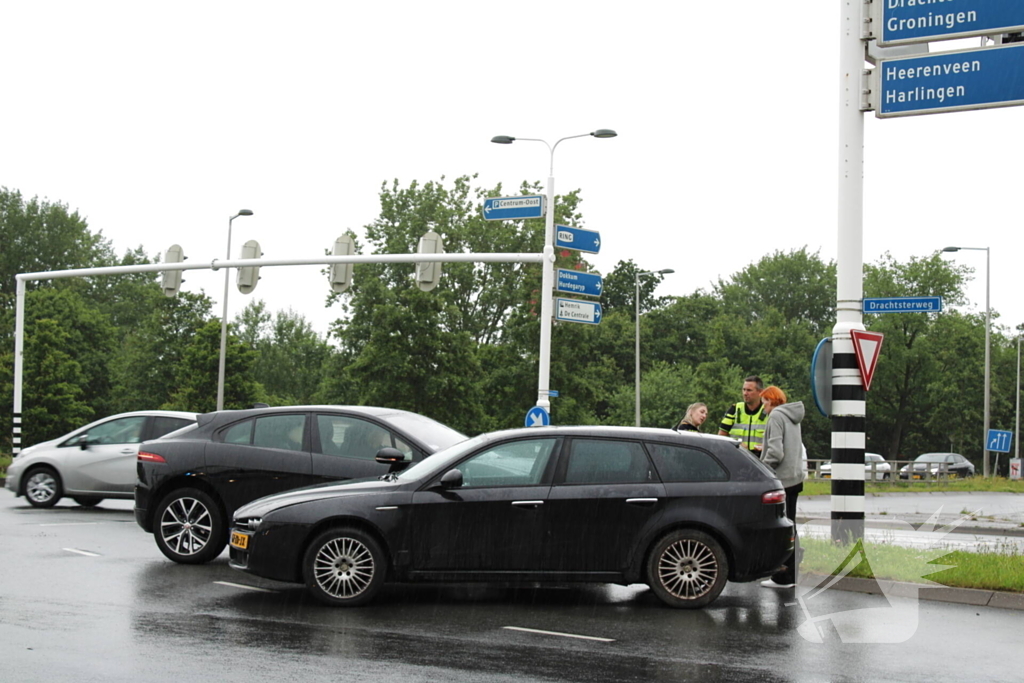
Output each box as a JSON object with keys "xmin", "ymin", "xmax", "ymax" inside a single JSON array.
[{"xmin": 17, "ymin": 252, "xmax": 547, "ymax": 282}]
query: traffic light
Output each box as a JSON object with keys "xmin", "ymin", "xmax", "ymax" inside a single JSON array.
[
  {"xmin": 161, "ymin": 244, "xmax": 185, "ymax": 297},
  {"xmin": 330, "ymin": 235, "xmax": 354, "ymax": 294},
  {"xmin": 416, "ymin": 230, "xmax": 443, "ymax": 292},
  {"xmin": 236, "ymin": 239, "xmax": 262, "ymax": 294}
]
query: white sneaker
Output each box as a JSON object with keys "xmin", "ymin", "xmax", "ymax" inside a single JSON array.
[{"xmin": 761, "ymin": 579, "xmax": 795, "ymax": 589}]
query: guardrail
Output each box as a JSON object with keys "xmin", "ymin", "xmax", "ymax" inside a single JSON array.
[{"xmin": 805, "ymin": 459, "xmax": 954, "ymax": 483}]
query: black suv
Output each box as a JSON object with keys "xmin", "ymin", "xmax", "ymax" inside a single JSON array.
[{"xmin": 134, "ymin": 405, "xmax": 466, "ymax": 564}]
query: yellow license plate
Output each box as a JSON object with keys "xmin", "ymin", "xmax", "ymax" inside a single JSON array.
[
  {"xmin": 230, "ymin": 532, "xmax": 250, "ymax": 550},
  {"xmin": 913, "ymin": 474, "xmax": 922, "ymax": 480},
  {"xmin": 822, "ymin": 474, "xmax": 831, "ymax": 479}
]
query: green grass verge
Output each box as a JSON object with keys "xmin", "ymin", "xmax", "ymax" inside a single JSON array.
[
  {"xmin": 0, "ymin": 454, "xmax": 9, "ymax": 478},
  {"xmin": 803, "ymin": 477, "xmax": 1024, "ymax": 496},
  {"xmin": 801, "ymin": 537, "xmax": 1024, "ymax": 593}
]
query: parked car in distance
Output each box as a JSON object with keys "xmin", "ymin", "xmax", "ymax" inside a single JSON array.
[
  {"xmin": 134, "ymin": 405, "xmax": 467, "ymax": 565},
  {"xmin": 228, "ymin": 426, "xmax": 794, "ymax": 609},
  {"xmin": 5, "ymin": 411, "xmax": 198, "ymax": 508},
  {"xmin": 899, "ymin": 452, "xmax": 975, "ymax": 480},
  {"xmin": 819, "ymin": 453, "xmax": 891, "ymax": 480}
]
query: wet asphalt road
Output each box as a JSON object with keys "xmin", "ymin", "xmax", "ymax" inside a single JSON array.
[{"xmin": 2, "ymin": 496, "xmax": 1022, "ymax": 683}]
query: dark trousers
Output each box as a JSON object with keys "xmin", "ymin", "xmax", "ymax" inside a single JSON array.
[{"xmin": 773, "ymin": 483, "xmax": 802, "ymax": 584}]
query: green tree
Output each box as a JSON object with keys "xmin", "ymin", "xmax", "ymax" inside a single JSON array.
[{"xmin": 163, "ymin": 320, "xmax": 259, "ymax": 413}]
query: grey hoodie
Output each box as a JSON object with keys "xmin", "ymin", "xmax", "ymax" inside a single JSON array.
[{"xmin": 761, "ymin": 401, "xmax": 805, "ymax": 489}]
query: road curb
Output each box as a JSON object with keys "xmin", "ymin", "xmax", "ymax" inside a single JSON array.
[{"xmin": 799, "ymin": 572, "xmax": 1024, "ymax": 610}]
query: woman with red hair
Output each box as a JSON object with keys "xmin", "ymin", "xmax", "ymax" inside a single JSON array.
[{"xmin": 759, "ymin": 385, "xmax": 805, "ymax": 589}]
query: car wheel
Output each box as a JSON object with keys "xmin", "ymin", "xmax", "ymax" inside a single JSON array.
[
  {"xmin": 154, "ymin": 488, "xmax": 227, "ymax": 564},
  {"xmin": 646, "ymin": 529, "xmax": 729, "ymax": 609},
  {"xmin": 73, "ymin": 497, "xmax": 103, "ymax": 507},
  {"xmin": 303, "ymin": 528, "xmax": 386, "ymax": 607},
  {"xmin": 882, "ymin": 473, "xmax": 891, "ymax": 481},
  {"xmin": 25, "ymin": 467, "xmax": 63, "ymax": 508}
]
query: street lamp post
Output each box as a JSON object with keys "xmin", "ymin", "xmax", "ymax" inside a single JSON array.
[
  {"xmin": 217, "ymin": 209, "xmax": 254, "ymax": 411},
  {"xmin": 491, "ymin": 130, "xmax": 616, "ymax": 419},
  {"xmin": 942, "ymin": 245, "xmax": 991, "ymax": 476},
  {"xmin": 1016, "ymin": 325, "xmax": 1022, "ymax": 464},
  {"xmin": 635, "ymin": 268, "xmax": 674, "ymax": 427}
]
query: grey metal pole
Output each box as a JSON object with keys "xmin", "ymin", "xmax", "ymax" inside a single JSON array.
[
  {"xmin": 983, "ymin": 247, "xmax": 991, "ymax": 477},
  {"xmin": 635, "ymin": 272, "xmax": 641, "ymax": 427},
  {"xmin": 217, "ymin": 210, "xmax": 252, "ymax": 412},
  {"xmin": 1016, "ymin": 327, "xmax": 1021, "ymax": 462}
]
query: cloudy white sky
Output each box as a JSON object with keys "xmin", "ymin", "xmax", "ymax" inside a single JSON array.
[{"xmin": 4, "ymin": 1, "xmax": 1022, "ymax": 340}]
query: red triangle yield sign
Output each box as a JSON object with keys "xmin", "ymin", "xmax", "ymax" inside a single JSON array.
[{"xmin": 851, "ymin": 329, "xmax": 884, "ymax": 391}]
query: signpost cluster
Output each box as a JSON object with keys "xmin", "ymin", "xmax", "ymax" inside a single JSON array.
[{"xmin": 484, "ymin": 199, "xmax": 605, "ymax": 427}]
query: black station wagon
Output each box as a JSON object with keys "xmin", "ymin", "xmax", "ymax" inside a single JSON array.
[{"xmin": 228, "ymin": 426, "xmax": 794, "ymax": 609}]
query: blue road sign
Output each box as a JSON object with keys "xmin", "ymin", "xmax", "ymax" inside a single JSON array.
[
  {"xmin": 987, "ymin": 429, "xmax": 1013, "ymax": 453},
  {"xmin": 525, "ymin": 406, "xmax": 550, "ymax": 427},
  {"xmin": 483, "ymin": 195, "xmax": 546, "ymax": 221},
  {"xmin": 548, "ymin": 390, "xmax": 559, "ymax": 398},
  {"xmin": 555, "ymin": 298, "xmax": 602, "ymax": 325},
  {"xmin": 554, "ymin": 224, "xmax": 601, "ymax": 254},
  {"xmin": 555, "ymin": 269, "xmax": 603, "ymax": 298},
  {"xmin": 877, "ymin": 42, "xmax": 1024, "ymax": 117},
  {"xmin": 863, "ymin": 296, "xmax": 943, "ymax": 314},
  {"xmin": 878, "ymin": 1, "xmax": 1024, "ymax": 47}
]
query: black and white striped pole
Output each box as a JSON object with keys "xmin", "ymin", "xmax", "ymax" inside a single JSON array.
[{"xmin": 833, "ymin": 0, "xmax": 868, "ymax": 543}]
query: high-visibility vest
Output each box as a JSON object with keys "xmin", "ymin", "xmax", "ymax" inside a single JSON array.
[{"xmin": 721, "ymin": 402, "xmax": 768, "ymax": 452}]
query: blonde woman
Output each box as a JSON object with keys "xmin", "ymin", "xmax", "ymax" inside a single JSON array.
[{"xmin": 675, "ymin": 402, "xmax": 708, "ymax": 432}]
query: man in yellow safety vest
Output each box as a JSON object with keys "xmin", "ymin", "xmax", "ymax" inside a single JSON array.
[{"xmin": 718, "ymin": 375, "xmax": 768, "ymax": 455}]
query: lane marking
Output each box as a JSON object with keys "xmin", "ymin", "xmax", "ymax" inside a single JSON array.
[
  {"xmin": 502, "ymin": 626, "xmax": 615, "ymax": 643},
  {"xmin": 214, "ymin": 581, "xmax": 276, "ymax": 593},
  {"xmin": 63, "ymin": 548, "xmax": 101, "ymax": 557}
]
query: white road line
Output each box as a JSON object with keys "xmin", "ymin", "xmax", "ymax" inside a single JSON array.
[
  {"xmin": 214, "ymin": 581, "xmax": 276, "ymax": 593},
  {"xmin": 63, "ymin": 548, "xmax": 101, "ymax": 557},
  {"xmin": 502, "ymin": 626, "xmax": 615, "ymax": 643}
]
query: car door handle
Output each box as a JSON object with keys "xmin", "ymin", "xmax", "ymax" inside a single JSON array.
[
  {"xmin": 511, "ymin": 500, "xmax": 544, "ymax": 509},
  {"xmin": 626, "ymin": 498, "xmax": 658, "ymax": 506},
  {"xmin": 120, "ymin": 448, "xmax": 135, "ymax": 454}
]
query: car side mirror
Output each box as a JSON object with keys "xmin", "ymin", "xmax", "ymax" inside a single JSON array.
[
  {"xmin": 438, "ymin": 468, "xmax": 463, "ymax": 489},
  {"xmin": 78, "ymin": 435, "xmax": 91, "ymax": 450},
  {"xmin": 375, "ymin": 447, "xmax": 409, "ymax": 472}
]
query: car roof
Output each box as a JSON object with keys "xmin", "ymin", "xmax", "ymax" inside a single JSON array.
[
  {"xmin": 195, "ymin": 405, "xmax": 439, "ymax": 428},
  {"xmin": 466, "ymin": 425, "xmax": 740, "ymax": 443}
]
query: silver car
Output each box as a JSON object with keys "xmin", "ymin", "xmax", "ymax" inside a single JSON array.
[
  {"xmin": 5, "ymin": 410, "xmax": 197, "ymax": 508},
  {"xmin": 819, "ymin": 452, "xmax": 892, "ymax": 480}
]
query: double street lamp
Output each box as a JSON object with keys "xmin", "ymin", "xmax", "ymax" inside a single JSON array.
[
  {"xmin": 635, "ymin": 268, "xmax": 674, "ymax": 427},
  {"xmin": 491, "ymin": 129, "xmax": 617, "ymax": 417},
  {"xmin": 942, "ymin": 245, "xmax": 991, "ymax": 476},
  {"xmin": 217, "ymin": 209, "xmax": 254, "ymax": 411}
]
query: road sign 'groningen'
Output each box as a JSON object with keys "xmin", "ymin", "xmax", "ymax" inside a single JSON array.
[
  {"xmin": 863, "ymin": 296, "xmax": 942, "ymax": 313},
  {"xmin": 483, "ymin": 195, "xmax": 546, "ymax": 221},
  {"xmin": 555, "ymin": 269, "xmax": 603, "ymax": 298},
  {"xmin": 876, "ymin": 0, "xmax": 1024, "ymax": 46},
  {"xmin": 555, "ymin": 298, "xmax": 602, "ymax": 325},
  {"xmin": 554, "ymin": 225, "xmax": 601, "ymax": 254},
  {"xmin": 876, "ymin": 42, "xmax": 1024, "ymax": 117}
]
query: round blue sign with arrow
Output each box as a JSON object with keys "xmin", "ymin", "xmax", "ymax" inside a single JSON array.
[{"xmin": 525, "ymin": 406, "xmax": 550, "ymax": 427}]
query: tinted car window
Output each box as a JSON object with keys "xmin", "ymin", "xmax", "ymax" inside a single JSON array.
[
  {"xmin": 460, "ymin": 438, "xmax": 557, "ymax": 488},
  {"xmin": 316, "ymin": 415, "xmax": 392, "ymax": 461},
  {"xmin": 647, "ymin": 443, "xmax": 728, "ymax": 482},
  {"xmin": 564, "ymin": 439, "xmax": 651, "ymax": 484},
  {"xmin": 83, "ymin": 416, "xmax": 147, "ymax": 445},
  {"xmin": 224, "ymin": 420, "xmax": 253, "ymax": 444},
  {"xmin": 253, "ymin": 414, "xmax": 306, "ymax": 452},
  {"xmin": 151, "ymin": 416, "xmax": 194, "ymax": 439}
]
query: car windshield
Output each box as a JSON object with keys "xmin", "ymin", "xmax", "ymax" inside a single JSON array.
[
  {"xmin": 396, "ymin": 432, "xmax": 494, "ymax": 482},
  {"xmin": 916, "ymin": 453, "xmax": 949, "ymax": 463},
  {"xmin": 157, "ymin": 422, "xmax": 199, "ymax": 440},
  {"xmin": 382, "ymin": 412, "xmax": 467, "ymax": 452}
]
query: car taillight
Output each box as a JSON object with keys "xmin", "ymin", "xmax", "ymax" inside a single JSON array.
[
  {"xmin": 762, "ymin": 489, "xmax": 786, "ymax": 505},
  {"xmin": 138, "ymin": 451, "xmax": 166, "ymax": 463}
]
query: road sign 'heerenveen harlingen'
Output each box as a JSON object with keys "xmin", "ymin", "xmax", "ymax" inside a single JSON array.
[
  {"xmin": 876, "ymin": 42, "xmax": 1024, "ymax": 117},
  {"xmin": 876, "ymin": 1, "xmax": 1024, "ymax": 47}
]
